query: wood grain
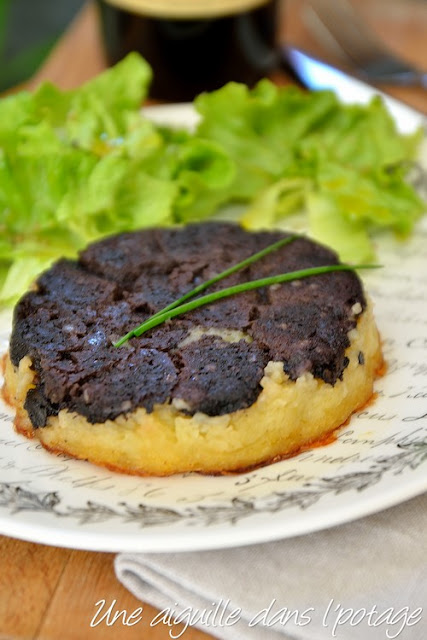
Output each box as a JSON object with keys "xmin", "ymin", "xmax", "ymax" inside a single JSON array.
[
  {"xmin": 0, "ymin": 537, "xmax": 211, "ymax": 640},
  {"xmin": 0, "ymin": 538, "xmax": 71, "ymax": 639},
  {"xmin": 0, "ymin": 2, "xmax": 426, "ymax": 639},
  {"xmin": 35, "ymin": 548, "xmax": 211, "ymax": 640}
]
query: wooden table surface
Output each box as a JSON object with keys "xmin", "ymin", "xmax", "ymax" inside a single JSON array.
[{"xmin": 1, "ymin": 2, "xmax": 426, "ymax": 639}]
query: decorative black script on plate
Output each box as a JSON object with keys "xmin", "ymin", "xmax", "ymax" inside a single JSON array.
[{"xmin": 1, "ymin": 437, "xmax": 426, "ymax": 528}]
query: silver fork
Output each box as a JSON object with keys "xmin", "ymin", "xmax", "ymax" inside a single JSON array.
[{"xmin": 303, "ymin": 0, "xmax": 427, "ymax": 87}]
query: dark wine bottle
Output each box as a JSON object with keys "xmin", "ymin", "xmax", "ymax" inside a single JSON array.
[{"xmin": 97, "ymin": 0, "xmax": 280, "ymax": 101}]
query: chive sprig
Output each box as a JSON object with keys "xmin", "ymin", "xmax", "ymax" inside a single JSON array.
[
  {"xmin": 114, "ymin": 248, "xmax": 380, "ymax": 347},
  {"xmin": 148, "ymin": 234, "xmax": 299, "ymax": 321},
  {"xmin": 114, "ymin": 234, "xmax": 299, "ymax": 347}
]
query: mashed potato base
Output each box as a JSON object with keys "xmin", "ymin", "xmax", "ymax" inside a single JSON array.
[{"xmin": 3, "ymin": 302, "xmax": 382, "ymax": 476}]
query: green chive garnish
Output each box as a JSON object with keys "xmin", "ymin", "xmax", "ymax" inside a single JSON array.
[
  {"xmin": 149, "ymin": 234, "xmax": 299, "ymax": 321},
  {"xmin": 114, "ymin": 234, "xmax": 299, "ymax": 347},
  {"xmin": 114, "ymin": 262, "xmax": 381, "ymax": 347}
]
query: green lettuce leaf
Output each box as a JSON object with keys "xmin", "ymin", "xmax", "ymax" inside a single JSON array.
[
  {"xmin": 196, "ymin": 80, "xmax": 424, "ymax": 251},
  {"xmin": 316, "ymin": 163, "xmax": 424, "ymax": 235},
  {"xmin": 0, "ymin": 66, "xmax": 425, "ymax": 307},
  {"xmin": 195, "ymin": 81, "xmax": 337, "ymax": 199},
  {"xmin": 0, "ymin": 53, "xmax": 177, "ymax": 304},
  {"xmin": 307, "ymin": 192, "xmax": 375, "ymax": 263},
  {"xmin": 241, "ymin": 177, "xmax": 310, "ymax": 229},
  {"xmin": 31, "ymin": 52, "xmax": 153, "ymax": 152},
  {"xmin": 57, "ymin": 155, "xmax": 177, "ymax": 241},
  {"xmin": 299, "ymin": 96, "xmax": 422, "ymax": 171}
]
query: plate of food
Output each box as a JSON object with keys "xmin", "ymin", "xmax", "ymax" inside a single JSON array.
[{"xmin": 0, "ymin": 54, "xmax": 426, "ymax": 552}]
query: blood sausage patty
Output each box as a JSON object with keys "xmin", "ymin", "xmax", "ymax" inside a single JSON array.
[{"xmin": 3, "ymin": 223, "xmax": 382, "ymax": 475}]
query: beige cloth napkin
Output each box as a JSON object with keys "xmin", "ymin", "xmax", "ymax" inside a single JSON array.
[{"xmin": 115, "ymin": 493, "xmax": 427, "ymax": 640}]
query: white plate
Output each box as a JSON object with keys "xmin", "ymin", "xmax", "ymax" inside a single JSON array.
[{"xmin": 0, "ymin": 101, "xmax": 426, "ymax": 553}]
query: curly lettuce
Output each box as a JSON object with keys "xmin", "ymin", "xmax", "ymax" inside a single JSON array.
[
  {"xmin": 0, "ymin": 57, "xmax": 424, "ymax": 305},
  {"xmin": 0, "ymin": 54, "xmax": 234, "ymax": 304},
  {"xmin": 196, "ymin": 80, "xmax": 424, "ymax": 260}
]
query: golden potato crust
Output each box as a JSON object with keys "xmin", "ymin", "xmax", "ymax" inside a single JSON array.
[{"xmin": 2, "ymin": 301, "xmax": 382, "ymax": 476}]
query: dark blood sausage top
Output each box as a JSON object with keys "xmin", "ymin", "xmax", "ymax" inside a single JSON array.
[{"xmin": 9, "ymin": 223, "xmax": 366, "ymax": 427}]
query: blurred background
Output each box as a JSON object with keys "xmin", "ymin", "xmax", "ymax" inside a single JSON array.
[
  {"xmin": 0, "ymin": 0, "xmax": 426, "ymax": 111},
  {"xmin": 0, "ymin": 0, "xmax": 84, "ymax": 91}
]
